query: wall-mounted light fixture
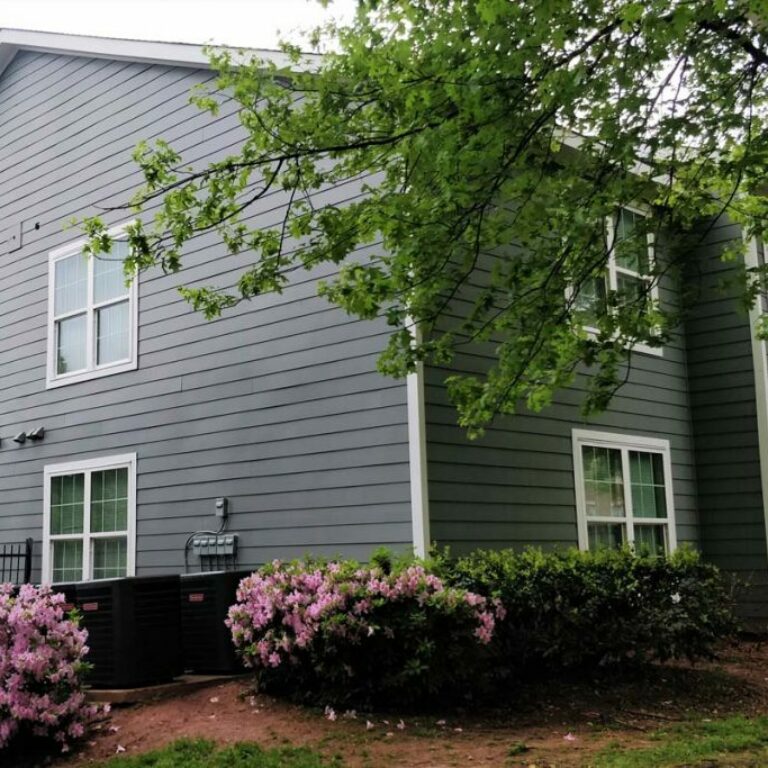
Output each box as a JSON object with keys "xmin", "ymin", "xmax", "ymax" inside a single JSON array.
[{"xmin": 8, "ymin": 426, "xmax": 45, "ymax": 446}]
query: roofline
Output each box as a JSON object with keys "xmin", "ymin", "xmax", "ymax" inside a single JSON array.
[{"xmin": 0, "ymin": 28, "xmax": 317, "ymax": 79}]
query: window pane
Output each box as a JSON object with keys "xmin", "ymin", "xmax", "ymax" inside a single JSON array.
[
  {"xmin": 56, "ymin": 313, "xmax": 87, "ymax": 374},
  {"xmin": 574, "ymin": 276, "xmax": 607, "ymax": 325},
  {"xmin": 92, "ymin": 537, "xmax": 128, "ymax": 580},
  {"xmin": 91, "ymin": 467, "xmax": 129, "ymax": 533},
  {"xmin": 614, "ymin": 208, "xmax": 650, "ymax": 274},
  {"xmin": 52, "ymin": 540, "xmax": 83, "ymax": 583},
  {"xmin": 54, "ymin": 253, "xmax": 88, "ymax": 315},
  {"xmin": 588, "ymin": 522, "xmax": 625, "ymax": 550},
  {"xmin": 629, "ymin": 451, "xmax": 667, "ymax": 518},
  {"xmin": 50, "ymin": 474, "xmax": 85, "ymax": 534},
  {"xmin": 615, "ymin": 208, "xmax": 640, "ymax": 240},
  {"xmin": 96, "ymin": 301, "xmax": 130, "ymax": 365},
  {"xmin": 616, "ymin": 273, "xmax": 650, "ymax": 307},
  {"xmin": 634, "ymin": 524, "xmax": 666, "ymax": 555},
  {"xmin": 94, "ymin": 241, "xmax": 130, "ymax": 304},
  {"xmin": 582, "ymin": 446, "xmax": 625, "ymax": 517}
]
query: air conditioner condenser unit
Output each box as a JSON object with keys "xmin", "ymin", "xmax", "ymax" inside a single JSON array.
[
  {"xmin": 63, "ymin": 575, "xmax": 182, "ymax": 688},
  {"xmin": 180, "ymin": 570, "xmax": 251, "ymax": 674}
]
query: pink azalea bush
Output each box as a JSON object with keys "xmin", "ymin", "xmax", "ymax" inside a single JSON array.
[
  {"xmin": 0, "ymin": 583, "xmax": 98, "ymax": 752},
  {"xmin": 227, "ymin": 555, "xmax": 503, "ymax": 706}
]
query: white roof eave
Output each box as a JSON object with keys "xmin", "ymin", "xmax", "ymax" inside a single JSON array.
[{"xmin": 0, "ymin": 28, "xmax": 319, "ymax": 79}]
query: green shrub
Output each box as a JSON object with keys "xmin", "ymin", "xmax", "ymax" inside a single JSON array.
[
  {"xmin": 229, "ymin": 547, "xmax": 736, "ymax": 707},
  {"xmin": 227, "ymin": 555, "xmax": 501, "ymax": 707},
  {"xmin": 438, "ymin": 548, "xmax": 735, "ymax": 672},
  {"xmin": 442, "ymin": 546, "xmax": 736, "ymax": 674}
]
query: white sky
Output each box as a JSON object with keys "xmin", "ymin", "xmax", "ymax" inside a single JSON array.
[{"xmin": 0, "ymin": 0, "xmax": 358, "ymax": 49}]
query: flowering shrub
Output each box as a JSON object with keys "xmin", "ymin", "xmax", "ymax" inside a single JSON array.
[
  {"xmin": 0, "ymin": 583, "xmax": 98, "ymax": 752},
  {"xmin": 227, "ymin": 556, "xmax": 501, "ymax": 706},
  {"xmin": 444, "ymin": 546, "xmax": 737, "ymax": 675}
]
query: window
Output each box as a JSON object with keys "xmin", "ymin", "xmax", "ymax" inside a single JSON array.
[
  {"xmin": 572, "ymin": 206, "xmax": 661, "ymax": 355},
  {"xmin": 47, "ymin": 224, "xmax": 138, "ymax": 387},
  {"xmin": 572, "ymin": 430, "xmax": 676, "ymax": 555},
  {"xmin": 42, "ymin": 454, "xmax": 137, "ymax": 583}
]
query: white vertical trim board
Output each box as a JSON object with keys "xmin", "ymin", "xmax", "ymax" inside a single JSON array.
[
  {"xmin": 745, "ymin": 236, "xmax": 768, "ymax": 559},
  {"xmin": 406, "ymin": 360, "xmax": 430, "ymax": 559}
]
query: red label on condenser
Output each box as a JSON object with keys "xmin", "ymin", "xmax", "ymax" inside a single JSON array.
[
  {"xmin": 81, "ymin": 602, "xmax": 99, "ymax": 612},
  {"xmin": 189, "ymin": 593, "xmax": 205, "ymax": 603},
  {"xmin": 63, "ymin": 603, "xmax": 75, "ymax": 612}
]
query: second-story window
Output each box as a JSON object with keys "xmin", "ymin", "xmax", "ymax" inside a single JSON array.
[
  {"xmin": 573, "ymin": 206, "xmax": 660, "ymax": 354},
  {"xmin": 47, "ymin": 225, "xmax": 138, "ymax": 387},
  {"xmin": 610, "ymin": 207, "xmax": 655, "ymax": 306}
]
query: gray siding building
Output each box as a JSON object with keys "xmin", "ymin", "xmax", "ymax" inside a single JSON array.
[{"xmin": 1, "ymin": 30, "xmax": 767, "ymax": 619}]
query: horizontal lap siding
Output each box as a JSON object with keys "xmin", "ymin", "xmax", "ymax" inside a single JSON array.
[
  {"xmin": 684, "ymin": 218, "xmax": 768, "ymax": 618},
  {"xmin": 425, "ymin": 254, "xmax": 699, "ymax": 554},
  {"xmin": 0, "ymin": 51, "xmax": 412, "ymax": 580}
]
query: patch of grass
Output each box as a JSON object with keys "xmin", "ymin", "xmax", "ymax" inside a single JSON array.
[
  {"xmin": 507, "ymin": 741, "xmax": 529, "ymax": 757},
  {"xmin": 594, "ymin": 716, "xmax": 768, "ymax": 767},
  {"xmin": 94, "ymin": 739, "xmax": 342, "ymax": 768}
]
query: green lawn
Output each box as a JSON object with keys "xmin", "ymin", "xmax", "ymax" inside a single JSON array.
[
  {"xmin": 593, "ymin": 716, "xmax": 768, "ymax": 767},
  {"xmin": 94, "ymin": 740, "xmax": 341, "ymax": 768},
  {"xmin": 91, "ymin": 716, "xmax": 768, "ymax": 767}
]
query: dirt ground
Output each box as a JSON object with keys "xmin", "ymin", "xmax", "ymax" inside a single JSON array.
[{"xmin": 61, "ymin": 639, "xmax": 768, "ymax": 768}]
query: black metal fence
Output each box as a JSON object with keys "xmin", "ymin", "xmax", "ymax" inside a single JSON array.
[{"xmin": 0, "ymin": 538, "xmax": 33, "ymax": 585}]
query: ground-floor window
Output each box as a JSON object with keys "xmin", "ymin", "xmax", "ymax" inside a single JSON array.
[
  {"xmin": 43, "ymin": 453, "xmax": 136, "ymax": 583},
  {"xmin": 571, "ymin": 430, "xmax": 676, "ymax": 554}
]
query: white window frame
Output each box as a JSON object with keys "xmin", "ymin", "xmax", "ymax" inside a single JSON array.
[
  {"xmin": 606, "ymin": 205, "xmax": 658, "ymax": 305},
  {"xmin": 571, "ymin": 205, "xmax": 663, "ymax": 357},
  {"xmin": 572, "ymin": 429, "xmax": 677, "ymax": 553},
  {"xmin": 46, "ymin": 221, "xmax": 138, "ymax": 388},
  {"xmin": 42, "ymin": 453, "xmax": 137, "ymax": 584}
]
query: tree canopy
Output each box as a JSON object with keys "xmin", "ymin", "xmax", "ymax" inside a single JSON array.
[{"xmin": 83, "ymin": 0, "xmax": 768, "ymax": 435}]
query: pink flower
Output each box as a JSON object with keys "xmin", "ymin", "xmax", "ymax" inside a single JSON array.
[
  {"xmin": 0, "ymin": 583, "xmax": 100, "ymax": 751},
  {"xmin": 226, "ymin": 559, "xmax": 498, "ymax": 685}
]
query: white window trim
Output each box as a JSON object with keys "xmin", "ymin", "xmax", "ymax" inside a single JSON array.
[
  {"xmin": 42, "ymin": 453, "xmax": 137, "ymax": 584},
  {"xmin": 46, "ymin": 221, "xmax": 138, "ymax": 388},
  {"xmin": 571, "ymin": 204, "xmax": 663, "ymax": 357},
  {"xmin": 572, "ymin": 429, "xmax": 677, "ymax": 553}
]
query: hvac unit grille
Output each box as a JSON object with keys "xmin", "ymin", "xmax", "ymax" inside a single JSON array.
[
  {"xmin": 56, "ymin": 576, "xmax": 182, "ymax": 689},
  {"xmin": 180, "ymin": 570, "xmax": 250, "ymax": 674}
]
